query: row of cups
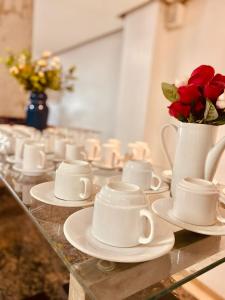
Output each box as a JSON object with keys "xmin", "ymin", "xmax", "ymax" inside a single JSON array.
[
  {"xmin": 54, "ymin": 159, "xmax": 163, "ymax": 203},
  {"xmin": 84, "ymin": 138, "xmax": 151, "ymax": 162},
  {"xmin": 52, "ymin": 159, "xmax": 159, "ymax": 247},
  {"xmin": 12, "ymin": 134, "xmax": 152, "ymax": 170},
  {"xmin": 0, "ymin": 124, "xmax": 99, "ymax": 157},
  {"xmin": 56, "ymin": 138, "xmax": 151, "ymax": 167}
]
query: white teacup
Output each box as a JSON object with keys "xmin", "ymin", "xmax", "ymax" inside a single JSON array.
[
  {"xmin": 127, "ymin": 143, "xmax": 141, "ymax": 160},
  {"xmin": 92, "ymin": 182, "xmax": 155, "ymax": 247},
  {"xmin": 107, "ymin": 138, "xmax": 121, "ymax": 151},
  {"xmin": 173, "ymin": 177, "xmax": 222, "ymax": 226},
  {"xmin": 22, "ymin": 142, "xmax": 46, "ymax": 171},
  {"xmin": 1, "ymin": 133, "xmax": 15, "ymax": 154},
  {"xmin": 122, "ymin": 160, "xmax": 162, "ymax": 191},
  {"xmin": 101, "ymin": 143, "xmax": 120, "ymax": 167},
  {"xmin": 135, "ymin": 141, "xmax": 151, "ymax": 160},
  {"xmin": 54, "ymin": 160, "xmax": 93, "ymax": 201},
  {"xmin": 65, "ymin": 144, "xmax": 87, "ymax": 161},
  {"xmin": 54, "ymin": 138, "xmax": 69, "ymax": 159},
  {"xmin": 85, "ymin": 138, "xmax": 101, "ymax": 160},
  {"xmin": 15, "ymin": 136, "xmax": 29, "ymax": 163},
  {"xmin": 40, "ymin": 134, "xmax": 55, "ymax": 153}
]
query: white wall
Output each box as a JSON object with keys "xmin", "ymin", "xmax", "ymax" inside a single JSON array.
[
  {"xmin": 48, "ymin": 32, "xmax": 122, "ymax": 139},
  {"xmin": 32, "ymin": 0, "xmax": 148, "ymax": 55},
  {"xmin": 115, "ymin": 1, "xmax": 161, "ymax": 147}
]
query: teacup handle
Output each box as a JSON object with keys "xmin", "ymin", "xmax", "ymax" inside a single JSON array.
[
  {"xmin": 19, "ymin": 143, "xmax": 25, "ymax": 160},
  {"xmin": 131, "ymin": 148, "xmax": 138, "ymax": 160},
  {"xmin": 217, "ymin": 199, "xmax": 225, "ymax": 223},
  {"xmin": 81, "ymin": 151, "xmax": 87, "ymax": 160},
  {"xmin": 94, "ymin": 144, "xmax": 101, "ymax": 159},
  {"xmin": 80, "ymin": 177, "xmax": 92, "ymax": 199},
  {"xmin": 143, "ymin": 146, "xmax": 150, "ymax": 159},
  {"xmin": 150, "ymin": 172, "xmax": 162, "ymax": 191},
  {"xmin": 112, "ymin": 151, "xmax": 120, "ymax": 167},
  {"xmin": 38, "ymin": 151, "xmax": 46, "ymax": 169},
  {"xmin": 139, "ymin": 209, "xmax": 155, "ymax": 244}
]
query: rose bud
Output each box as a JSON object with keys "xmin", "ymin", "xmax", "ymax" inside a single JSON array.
[
  {"xmin": 188, "ymin": 65, "xmax": 215, "ymax": 87},
  {"xmin": 178, "ymin": 84, "xmax": 201, "ymax": 104},
  {"xmin": 211, "ymin": 74, "xmax": 225, "ymax": 87},
  {"xmin": 204, "ymin": 82, "xmax": 224, "ymax": 101},
  {"xmin": 168, "ymin": 101, "xmax": 191, "ymax": 119}
]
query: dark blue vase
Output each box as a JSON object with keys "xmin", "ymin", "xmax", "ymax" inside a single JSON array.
[{"xmin": 26, "ymin": 92, "xmax": 48, "ymax": 130}]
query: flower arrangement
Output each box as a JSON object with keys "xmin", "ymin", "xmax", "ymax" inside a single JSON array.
[
  {"xmin": 162, "ymin": 65, "xmax": 225, "ymax": 125},
  {"xmin": 2, "ymin": 50, "xmax": 76, "ymax": 94}
]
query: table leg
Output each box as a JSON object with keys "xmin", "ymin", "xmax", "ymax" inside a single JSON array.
[{"xmin": 68, "ymin": 273, "xmax": 88, "ymax": 300}]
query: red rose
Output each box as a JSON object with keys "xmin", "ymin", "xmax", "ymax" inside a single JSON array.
[
  {"xmin": 204, "ymin": 73, "xmax": 225, "ymax": 100},
  {"xmin": 178, "ymin": 84, "xmax": 201, "ymax": 104},
  {"xmin": 168, "ymin": 101, "xmax": 190, "ymax": 119},
  {"xmin": 204, "ymin": 83, "xmax": 224, "ymax": 101},
  {"xmin": 188, "ymin": 65, "xmax": 215, "ymax": 87},
  {"xmin": 193, "ymin": 100, "xmax": 205, "ymax": 113},
  {"xmin": 211, "ymin": 73, "xmax": 225, "ymax": 87}
]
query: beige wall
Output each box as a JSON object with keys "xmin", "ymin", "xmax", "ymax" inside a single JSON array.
[{"xmin": 0, "ymin": 0, "xmax": 33, "ymax": 118}]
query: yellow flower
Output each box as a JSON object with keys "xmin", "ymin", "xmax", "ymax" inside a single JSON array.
[
  {"xmin": 37, "ymin": 59, "xmax": 47, "ymax": 67},
  {"xmin": 9, "ymin": 66, "xmax": 19, "ymax": 75},
  {"xmin": 50, "ymin": 61, "xmax": 60, "ymax": 69},
  {"xmin": 42, "ymin": 51, "xmax": 52, "ymax": 58},
  {"xmin": 52, "ymin": 56, "xmax": 60, "ymax": 63},
  {"xmin": 18, "ymin": 54, "xmax": 26, "ymax": 65},
  {"xmin": 38, "ymin": 71, "xmax": 44, "ymax": 77}
]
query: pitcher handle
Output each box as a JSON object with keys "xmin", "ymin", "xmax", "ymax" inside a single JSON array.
[{"xmin": 161, "ymin": 123, "xmax": 178, "ymax": 168}]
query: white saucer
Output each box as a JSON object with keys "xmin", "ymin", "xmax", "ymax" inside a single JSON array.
[
  {"xmin": 13, "ymin": 163, "xmax": 55, "ymax": 176},
  {"xmin": 51, "ymin": 156, "xmax": 64, "ymax": 163},
  {"xmin": 30, "ymin": 181, "xmax": 100, "ymax": 207},
  {"xmin": 6, "ymin": 155, "xmax": 17, "ymax": 164},
  {"xmin": 143, "ymin": 183, "xmax": 169, "ymax": 194},
  {"xmin": 108, "ymin": 175, "xmax": 169, "ymax": 194},
  {"xmin": 63, "ymin": 207, "xmax": 175, "ymax": 263},
  {"xmin": 152, "ymin": 197, "xmax": 225, "ymax": 236},
  {"xmin": 161, "ymin": 170, "xmax": 172, "ymax": 184},
  {"xmin": 92, "ymin": 161, "xmax": 121, "ymax": 170}
]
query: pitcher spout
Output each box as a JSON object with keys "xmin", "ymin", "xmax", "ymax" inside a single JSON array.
[{"xmin": 205, "ymin": 135, "xmax": 225, "ymax": 181}]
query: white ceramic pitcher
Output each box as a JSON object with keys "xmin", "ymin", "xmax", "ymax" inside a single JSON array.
[{"xmin": 161, "ymin": 122, "xmax": 225, "ymax": 196}]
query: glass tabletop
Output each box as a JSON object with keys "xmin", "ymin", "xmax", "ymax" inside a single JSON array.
[{"xmin": 1, "ymin": 160, "xmax": 225, "ymax": 300}]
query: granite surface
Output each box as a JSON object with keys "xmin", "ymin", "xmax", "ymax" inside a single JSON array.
[{"xmin": 0, "ymin": 186, "xmax": 69, "ymax": 300}]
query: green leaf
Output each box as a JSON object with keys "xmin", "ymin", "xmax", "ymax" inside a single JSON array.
[
  {"xmin": 161, "ymin": 82, "xmax": 179, "ymax": 102},
  {"xmin": 68, "ymin": 65, "xmax": 76, "ymax": 74},
  {"xmin": 204, "ymin": 99, "xmax": 218, "ymax": 122},
  {"xmin": 188, "ymin": 113, "xmax": 195, "ymax": 123}
]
